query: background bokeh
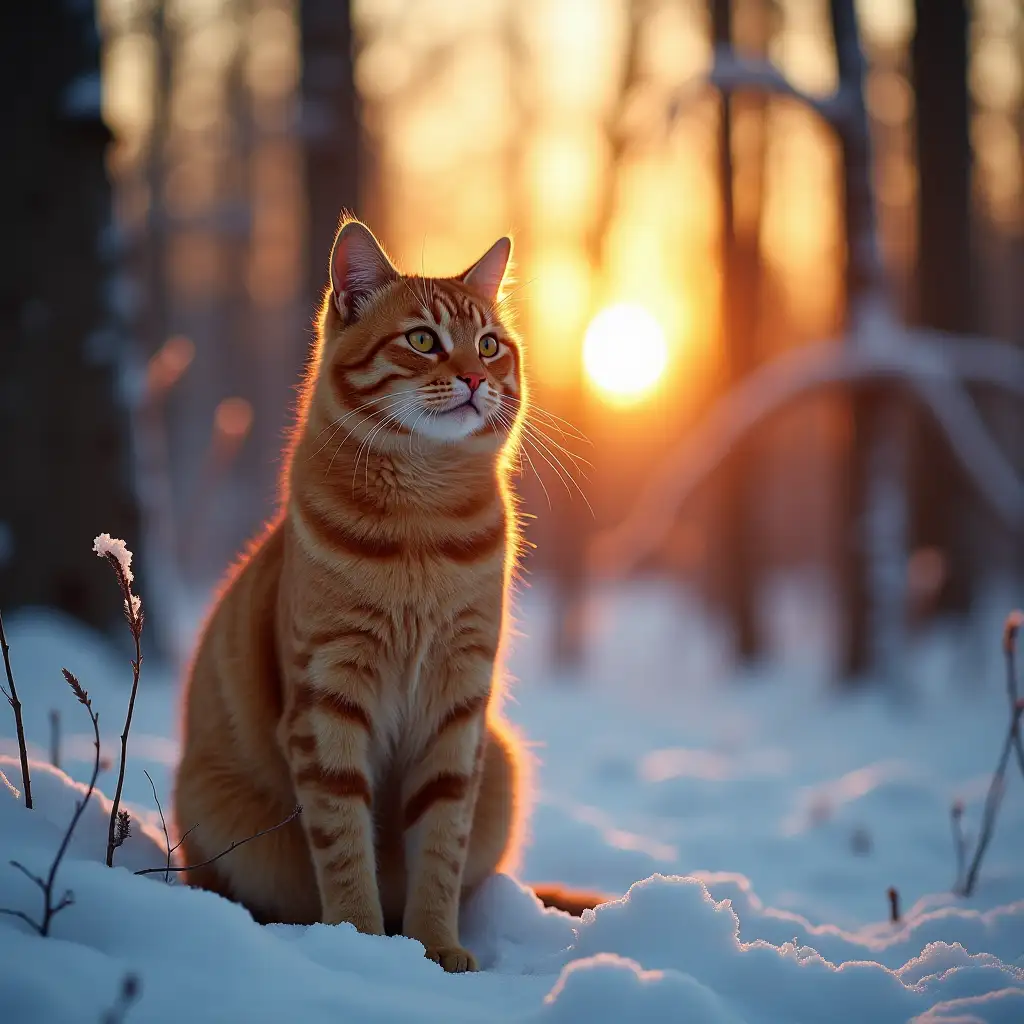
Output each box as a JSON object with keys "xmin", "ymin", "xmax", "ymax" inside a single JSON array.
[{"xmin": 3, "ymin": 0, "xmax": 1023, "ymax": 688}]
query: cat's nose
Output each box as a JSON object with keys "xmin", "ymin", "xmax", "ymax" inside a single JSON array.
[{"xmin": 458, "ymin": 373, "xmax": 485, "ymax": 393}]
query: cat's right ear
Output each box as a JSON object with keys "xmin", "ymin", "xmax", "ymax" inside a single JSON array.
[{"xmin": 329, "ymin": 220, "xmax": 399, "ymax": 322}]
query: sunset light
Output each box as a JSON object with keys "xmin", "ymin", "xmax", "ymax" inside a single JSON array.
[{"xmin": 583, "ymin": 303, "xmax": 669, "ymax": 403}]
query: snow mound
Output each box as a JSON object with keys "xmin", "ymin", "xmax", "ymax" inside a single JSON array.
[{"xmin": 1, "ymin": 756, "xmax": 1021, "ymax": 1023}]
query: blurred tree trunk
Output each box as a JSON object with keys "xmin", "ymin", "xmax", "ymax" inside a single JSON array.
[
  {"xmin": 908, "ymin": 0, "xmax": 976, "ymax": 618},
  {"xmin": 709, "ymin": 0, "xmax": 768, "ymax": 664},
  {"xmin": 0, "ymin": 0, "xmax": 142, "ymax": 635},
  {"xmin": 300, "ymin": 0, "xmax": 361, "ymax": 310},
  {"xmin": 549, "ymin": 0, "xmax": 648, "ymax": 673},
  {"xmin": 831, "ymin": 0, "xmax": 909, "ymax": 684}
]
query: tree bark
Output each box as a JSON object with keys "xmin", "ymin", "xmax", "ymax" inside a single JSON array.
[
  {"xmin": 300, "ymin": 0, "xmax": 361, "ymax": 310},
  {"xmin": 830, "ymin": 0, "xmax": 909, "ymax": 684},
  {"xmin": 908, "ymin": 0, "xmax": 975, "ymax": 618},
  {"xmin": 710, "ymin": 0, "xmax": 767, "ymax": 663},
  {"xmin": 0, "ymin": 1, "xmax": 142, "ymax": 636}
]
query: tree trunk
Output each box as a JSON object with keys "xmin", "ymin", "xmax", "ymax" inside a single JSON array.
[
  {"xmin": 908, "ymin": 0, "xmax": 975, "ymax": 619},
  {"xmin": 0, "ymin": 0, "xmax": 142, "ymax": 636},
  {"xmin": 710, "ymin": 0, "xmax": 767, "ymax": 664},
  {"xmin": 300, "ymin": 0, "xmax": 361, "ymax": 308},
  {"xmin": 830, "ymin": 0, "xmax": 909, "ymax": 684}
]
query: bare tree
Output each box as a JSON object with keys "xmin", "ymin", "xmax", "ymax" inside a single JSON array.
[
  {"xmin": 908, "ymin": 0, "xmax": 976, "ymax": 619},
  {"xmin": 300, "ymin": 0, "xmax": 361, "ymax": 311},
  {"xmin": 0, "ymin": 0, "xmax": 142, "ymax": 637},
  {"xmin": 708, "ymin": 0, "xmax": 770, "ymax": 663},
  {"xmin": 600, "ymin": 0, "xmax": 1024, "ymax": 687}
]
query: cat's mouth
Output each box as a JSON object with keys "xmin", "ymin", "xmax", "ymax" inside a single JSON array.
[{"xmin": 440, "ymin": 397, "xmax": 481, "ymax": 417}]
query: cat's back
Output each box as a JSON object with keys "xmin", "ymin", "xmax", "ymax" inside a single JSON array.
[{"xmin": 180, "ymin": 520, "xmax": 288, "ymax": 770}]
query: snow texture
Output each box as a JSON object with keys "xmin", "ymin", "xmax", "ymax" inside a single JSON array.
[
  {"xmin": 1, "ymin": 583, "xmax": 1023, "ymax": 1022},
  {"xmin": 91, "ymin": 534, "xmax": 134, "ymax": 586}
]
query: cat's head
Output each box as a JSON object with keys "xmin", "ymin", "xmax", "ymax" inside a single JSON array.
[{"xmin": 316, "ymin": 219, "xmax": 524, "ymax": 453}]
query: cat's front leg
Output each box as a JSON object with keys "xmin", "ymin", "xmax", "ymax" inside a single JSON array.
[
  {"xmin": 279, "ymin": 672, "xmax": 385, "ymax": 936},
  {"xmin": 401, "ymin": 677, "xmax": 489, "ymax": 972}
]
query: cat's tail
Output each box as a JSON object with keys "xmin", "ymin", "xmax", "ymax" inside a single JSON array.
[{"xmin": 531, "ymin": 883, "xmax": 611, "ymax": 917}]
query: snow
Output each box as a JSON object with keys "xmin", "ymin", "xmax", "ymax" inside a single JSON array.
[
  {"xmin": 92, "ymin": 534, "xmax": 135, "ymax": 586},
  {"xmin": 1, "ymin": 581, "xmax": 1023, "ymax": 1022}
]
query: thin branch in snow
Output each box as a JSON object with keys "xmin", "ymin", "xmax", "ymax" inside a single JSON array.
[
  {"xmin": 134, "ymin": 805, "xmax": 302, "ymax": 877},
  {"xmin": 950, "ymin": 800, "xmax": 967, "ymax": 893},
  {"xmin": 0, "ymin": 609, "xmax": 32, "ymax": 809},
  {"xmin": 93, "ymin": 534, "xmax": 146, "ymax": 868},
  {"xmin": 49, "ymin": 709, "xmax": 61, "ymax": 770},
  {"xmin": 100, "ymin": 972, "xmax": 141, "ymax": 1024},
  {"xmin": 958, "ymin": 612, "xmax": 1024, "ymax": 896},
  {"xmin": 143, "ymin": 769, "xmax": 178, "ymax": 883},
  {"xmin": 886, "ymin": 886, "xmax": 900, "ymax": 923},
  {"xmin": 0, "ymin": 669, "xmax": 102, "ymax": 936}
]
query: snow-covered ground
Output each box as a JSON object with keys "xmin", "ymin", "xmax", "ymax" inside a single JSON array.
[{"xmin": 1, "ymin": 579, "xmax": 1022, "ymax": 1022}]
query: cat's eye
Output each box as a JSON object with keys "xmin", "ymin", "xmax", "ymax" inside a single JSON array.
[
  {"xmin": 478, "ymin": 334, "xmax": 500, "ymax": 358},
  {"xmin": 406, "ymin": 328, "xmax": 441, "ymax": 354}
]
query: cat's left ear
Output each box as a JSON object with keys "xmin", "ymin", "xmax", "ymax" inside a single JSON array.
[
  {"xmin": 330, "ymin": 219, "xmax": 399, "ymax": 322},
  {"xmin": 459, "ymin": 236, "xmax": 512, "ymax": 305}
]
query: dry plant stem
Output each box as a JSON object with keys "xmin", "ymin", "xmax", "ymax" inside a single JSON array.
[
  {"xmin": 961, "ymin": 706, "xmax": 1022, "ymax": 896},
  {"xmin": 49, "ymin": 709, "xmax": 61, "ymax": 770},
  {"xmin": 886, "ymin": 886, "xmax": 900, "ymax": 924},
  {"xmin": 0, "ymin": 670, "xmax": 100, "ymax": 936},
  {"xmin": 950, "ymin": 806, "xmax": 967, "ymax": 892},
  {"xmin": 134, "ymin": 805, "xmax": 302, "ymax": 877},
  {"xmin": 100, "ymin": 972, "xmax": 141, "ymax": 1024},
  {"xmin": 104, "ymin": 553, "xmax": 145, "ymax": 868},
  {"xmin": 0, "ymin": 609, "xmax": 32, "ymax": 809},
  {"xmin": 960, "ymin": 617, "xmax": 1024, "ymax": 896},
  {"xmin": 1004, "ymin": 624, "xmax": 1024, "ymax": 776},
  {"xmin": 144, "ymin": 768, "xmax": 175, "ymax": 882}
]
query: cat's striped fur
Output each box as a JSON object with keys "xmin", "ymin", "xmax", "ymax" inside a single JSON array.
[{"xmin": 172, "ymin": 220, "xmax": 603, "ymax": 973}]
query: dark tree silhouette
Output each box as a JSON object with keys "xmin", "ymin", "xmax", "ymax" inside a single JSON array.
[
  {"xmin": 0, "ymin": 1, "xmax": 141, "ymax": 635},
  {"xmin": 908, "ymin": 0, "xmax": 976, "ymax": 619},
  {"xmin": 709, "ymin": 0, "xmax": 769, "ymax": 663},
  {"xmin": 300, "ymin": 0, "xmax": 362, "ymax": 312}
]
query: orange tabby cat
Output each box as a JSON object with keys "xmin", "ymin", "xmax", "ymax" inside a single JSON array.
[{"xmin": 172, "ymin": 218, "xmax": 603, "ymax": 972}]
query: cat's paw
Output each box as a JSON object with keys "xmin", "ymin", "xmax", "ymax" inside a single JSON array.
[{"xmin": 423, "ymin": 944, "xmax": 478, "ymax": 973}]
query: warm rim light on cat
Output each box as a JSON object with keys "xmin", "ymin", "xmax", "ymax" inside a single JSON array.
[{"xmin": 583, "ymin": 303, "xmax": 668, "ymax": 403}]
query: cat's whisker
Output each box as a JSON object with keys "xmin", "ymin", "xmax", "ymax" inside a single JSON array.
[
  {"xmin": 325, "ymin": 395, "xmax": 424, "ymax": 481},
  {"xmin": 516, "ymin": 427, "xmax": 595, "ymax": 518},
  {"xmin": 500, "ymin": 395, "xmax": 591, "ymax": 446},
  {"xmin": 311, "ymin": 388, "xmax": 425, "ymax": 459},
  {"xmin": 516, "ymin": 419, "xmax": 592, "ymax": 474}
]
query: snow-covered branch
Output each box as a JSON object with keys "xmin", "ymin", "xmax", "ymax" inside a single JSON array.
[
  {"xmin": 668, "ymin": 47, "xmax": 850, "ymax": 128},
  {"xmin": 592, "ymin": 330, "xmax": 1024, "ymax": 578}
]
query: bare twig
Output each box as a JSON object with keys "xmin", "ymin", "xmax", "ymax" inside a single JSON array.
[
  {"xmin": 100, "ymin": 972, "xmax": 141, "ymax": 1024},
  {"xmin": 144, "ymin": 769, "xmax": 174, "ymax": 882},
  {"xmin": 950, "ymin": 800, "xmax": 967, "ymax": 893},
  {"xmin": 0, "ymin": 609, "xmax": 32, "ymax": 809},
  {"xmin": 92, "ymin": 537, "xmax": 146, "ymax": 869},
  {"xmin": 133, "ymin": 805, "xmax": 302, "ymax": 877},
  {"xmin": 48, "ymin": 709, "xmax": 61, "ymax": 770},
  {"xmin": 0, "ymin": 669, "xmax": 101, "ymax": 935},
  {"xmin": 958, "ymin": 612, "xmax": 1024, "ymax": 896},
  {"xmin": 1002, "ymin": 612, "xmax": 1024, "ymax": 776},
  {"xmin": 887, "ymin": 886, "xmax": 900, "ymax": 923}
]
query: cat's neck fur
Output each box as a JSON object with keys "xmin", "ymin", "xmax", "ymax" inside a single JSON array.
[{"xmin": 292, "ymin": 410, "xmax": 501, "ymax": 517}]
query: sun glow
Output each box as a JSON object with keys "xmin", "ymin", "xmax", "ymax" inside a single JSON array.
[{"xmin": 583, "ymin": 303, "xmax": 669, "ymax": 403}]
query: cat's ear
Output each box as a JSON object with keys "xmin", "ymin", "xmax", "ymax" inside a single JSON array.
[
  {"xmin": 329, "ymin": 220, "xmax": 399, "ymax": 321},
  {"xmin": 459, "ymin": 236, "xmax": 512, "ymax": 305}
]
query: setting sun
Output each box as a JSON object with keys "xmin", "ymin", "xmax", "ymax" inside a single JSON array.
[{"xmin": 583, "ymin": 303, "xmax": 668, "ymax": 403}]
